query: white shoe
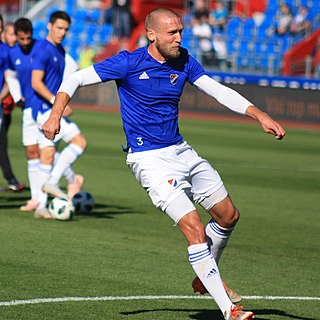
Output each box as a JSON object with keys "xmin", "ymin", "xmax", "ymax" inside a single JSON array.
[
  {"xmin": 34, "ymin": 208, "xmax": 52, "ymax": 219},
  {"xmin": 42, "ymin": 183, "xmax": 68, "ymax": 199},
  {"xmin": 67, "ymin": 175, "xmax": 84, "ymax": 200}
]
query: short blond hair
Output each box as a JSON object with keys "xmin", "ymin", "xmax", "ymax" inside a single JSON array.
[{"xmin": 145, "ymin": 8, "xmax": 180, "ymax": 31}]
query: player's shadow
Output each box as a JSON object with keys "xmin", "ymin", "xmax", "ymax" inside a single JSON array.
[
  {"xmin": 120, "ymin": 308, "xmax": 313, "ymax": 320},
  {"xmin": 75, "ymin": 203, "xmax": 144, "ymax": 219},
  {"xmin": 0, "ymin": 195, "xmax": 30, "ymax": 209}
]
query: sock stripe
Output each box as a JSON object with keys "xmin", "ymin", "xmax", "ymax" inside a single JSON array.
[
  {"xmin": 188, "ymin": 247, "xmax": 212, "ymax": 265},
  {"xmin": 28, "ymin": 163, "xmax": 39, "ymax": 170},
  {"xmin": 39, "ymin": 166, "xmax": 52, "ymax": 175},
  {"xmin": 208, "ymin": 220, "xmax": 234, "ymax": 238},
  {"xmin": 68, "ymin": 144, "xmax": 83, "ymax": 158}
]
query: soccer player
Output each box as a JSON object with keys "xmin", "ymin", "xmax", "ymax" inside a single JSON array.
[
  {"xmin": 42, "ymin": 8, "xmax": 285, "ymax": 320},
  {"xmin": 5, "ymin": 17, "xmax": 83, "ymax": 213},
  {"xmin": 31, "ymin": 11, "xmax": 86, "ymax": 218},
  {"xmin": 0, "ymin": 16, "xmax": 25, "ymax": 192}
]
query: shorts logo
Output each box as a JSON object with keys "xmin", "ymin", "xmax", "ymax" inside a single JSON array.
[
  {"xmin": 170, "ymin": 74, "xmax": 178, "ymax": 85},
  {"xmin": 168, "ymin": 178, "xmax": 178, "ymax": 187}
]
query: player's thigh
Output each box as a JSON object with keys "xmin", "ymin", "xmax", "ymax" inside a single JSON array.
[
  {"xmin": 126, "ymin": 146, "xmax": 191, "ymax": 212},
  {"xmin": 189, "ymin": 155, "xmax": 225, "ymax": 204}
]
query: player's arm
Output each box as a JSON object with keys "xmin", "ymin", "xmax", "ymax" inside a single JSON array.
[
  {"xmin": 5, "ymin": 69, "xmax": 23, "ymax": 104},
  {"xmin": 42, "ymin": 66, "xmax": 102, "ymax": 140},
  {"xmin": 194, "ymin": 75, "xmax": 285, "ymax": 140},
  {"xmin": 31, "ymin": 69, "xmax": 55, "ymax": 104}
]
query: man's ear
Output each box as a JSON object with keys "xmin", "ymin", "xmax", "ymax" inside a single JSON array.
[{"xmin": 146, "ymin": 29, "xmax": 155, "ymax": 42}]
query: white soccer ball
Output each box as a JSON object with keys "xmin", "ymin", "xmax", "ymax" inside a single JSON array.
[
  {"xmin": 72, "ymin": 191, "xmax": 95, "ymax": 214},
  {"xmin": 49, "ymin": 198, "xmax": 75, "ymax": 221}
]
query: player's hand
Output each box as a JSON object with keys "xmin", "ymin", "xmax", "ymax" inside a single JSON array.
[
  {"xmin": 15, "ymin": 99, "xmax": 25, "ymax": 109},
  {"xmin": 260, "ymin": 115, "xmax": 286, "ymax": 140},
  {"xmin": 246, "ymin": 106, "xmax": 285, "ymax": 140},
  {"xmin": 41, "ymin": 118, "xmax": 61, "ymax": 140},
  {"xmin": 62, "ymin": 104, "xmax": 73, "ymax": 117}
]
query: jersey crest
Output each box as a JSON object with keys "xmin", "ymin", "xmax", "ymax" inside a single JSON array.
[{"xmin": 170, "ymin": 74, "xmax": 178, "ymax": 85}]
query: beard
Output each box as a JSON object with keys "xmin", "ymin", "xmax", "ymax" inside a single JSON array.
[{"xmin": 155, "ymin": 39, "xmax": 180, "ymax": 60}]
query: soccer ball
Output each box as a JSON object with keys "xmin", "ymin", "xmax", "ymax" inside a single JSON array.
[
  {"xmin": 49, "ymin": 198, "xmax": 75, "ymax": 221},
  {"xmin": 72, "ymin": 191, "xmax": 95, "ymax": 214}
]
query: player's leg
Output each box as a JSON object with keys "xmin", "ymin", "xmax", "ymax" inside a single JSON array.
[
  {"xmin": 181, "ymin": 142, "xmax": 241, "ymax": 302},
  {"xmin": 199, "ymin": 190, "xmax": 242, "ymax": 303},
  {"xmin": 166, "ymin": 196, "xmax": 235, "ymax": 318},
  {"xmin": 42, "ymin": 117, "xmax": 86, "ymax": 198},
  {"xmin": 53, "ymin": 151, "xmax": 84, "ymax": 199},
  {"xmin": 45, "ymin": 132, "xmax": 86, "ymax": 187},
  {"xmin": 0, "ymin": 113, "xmax": 25, "ymax": 191},
  {"xmin": 20, "ymin": 108, "xmax": 41, "ymax": 211},
  {"xmin": 126, "ymin": 145, "xmax": 253, "ymax": 319},
  {"xmin": 34, "ymin": 145, "xmax": 55, "ymax": 218}
]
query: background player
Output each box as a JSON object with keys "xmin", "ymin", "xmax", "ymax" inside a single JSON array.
[
  {"xmin": 0, "ymin": 16, "xmax": 25, "ymax": 192},
  {"xmin": 5, "ymin": 17, "xmax": 83, "ymax": 212},
  {"xmin": 31, "ymin": 11, "xmax": 86, "ymax": 218}
]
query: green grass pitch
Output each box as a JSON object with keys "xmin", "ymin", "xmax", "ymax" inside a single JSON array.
[{"xmin": 0, "ymin": 108, "xmax": 319, "ymax": 320}]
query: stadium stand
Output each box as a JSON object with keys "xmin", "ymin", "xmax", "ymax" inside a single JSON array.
[{"xmin": 25, "ymin": 0, "xmax": 320, "ymax": 76}]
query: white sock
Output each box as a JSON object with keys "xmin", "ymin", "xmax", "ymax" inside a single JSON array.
[
  {"xmin": 54, "ymin": 152, "xmax": 75, "ymax": 184},
  {"xmin": 188, "ymin": 243, "xmax": 233, "ymax": 318},
  {"xmin": 27, "ymin": 158, "xmax": 40, "ymax": 201},
  {"xmin": 36, "ymin": 164, "xmax": 52, "ymax": 209},
  {"xmin": 206, "ymin": 219, "xmax": 234, "ymax": 264},
  {"xmin": 48, "ymin": 144, "xmax": 84, "ymax": 185}
]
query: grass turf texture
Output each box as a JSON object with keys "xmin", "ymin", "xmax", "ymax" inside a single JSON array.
[{"xmin": 0, "ymin": 109, "xmax": 319, "ymax": 320}]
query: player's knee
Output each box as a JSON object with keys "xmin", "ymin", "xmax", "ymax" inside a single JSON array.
[
  {"xmin": 25, "ymin": 145, "xmax": 39, "ymax": 159},
  {"xmin": 40, "ymin": 147, "xmax": 55, "ymax": 164},
  {"xmin": 224, "ymin": 207, "xmax": 240, "ymax": 227},
  {"xmin": 70, "ymin": 134, "xmax": 87, "ymax": 150}
]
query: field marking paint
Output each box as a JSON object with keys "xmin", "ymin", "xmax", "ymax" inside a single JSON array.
[{"xmin": 1, "ymin": 295, "xmax": 319, "ymax": 307}]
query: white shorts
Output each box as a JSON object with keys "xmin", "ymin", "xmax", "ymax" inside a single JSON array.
[
  {"xmin": 22, "ymin": 107, "xmax": 39, "ymax": 146},
  {"xmin": 37, "ymin": 110, "xmax": 81, "ymax": 149},
  {"xmin": 126, "ymin": 140, "xmax": 228, "ymax": 223}
]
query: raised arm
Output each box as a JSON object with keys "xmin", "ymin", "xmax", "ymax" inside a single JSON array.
[{"xmin": 194, "ymin": 75, "xmax": 285, "ymax": 140}]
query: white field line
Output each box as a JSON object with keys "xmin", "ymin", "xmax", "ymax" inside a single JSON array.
[{"xmin": 0, "ymin": 295, "xmax": 319, "ymax": 307}]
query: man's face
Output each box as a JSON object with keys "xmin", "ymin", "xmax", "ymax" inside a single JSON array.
[
  {"xmin": 48, "ymin": 18, "xmax": 69, "ymax": 45},
  {"xmin": 153, "ymin": 15, "xmax": 183, "ymax": 60},
  {"xmin": 4, "ymin": 25, "xmax": 16, "ymax": 47},
  {"xmin": 16, "ymin": 31, "xmax": 33, "ymax": 52}
]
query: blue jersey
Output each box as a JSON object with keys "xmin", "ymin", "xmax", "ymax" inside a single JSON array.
[
  {"xmin": 0, "ymin": 42, "xmax": 9, "ymax": 95},
  {"xmin": 31, "ymin": 39, "xmax": 65, "ymax": 114},
  {"xmin": 7, "ymin": 39, "xmax": 40, "ymax": 117},
  {"xmin": 93, "ymin": 46, "xmax": 205, "ymax": 152}
]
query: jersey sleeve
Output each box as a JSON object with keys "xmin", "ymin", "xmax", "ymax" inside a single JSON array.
[
  {"xmin": 187, "ymin": 54, "xmax": 206, "ymax": 84},
  {"xmin": 93, "ymin": 50, "xmax": 128, "ymax": 82},
  {"xmin": 7, "ymin": 52, "xmax": 15, "ymax": 71}
]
